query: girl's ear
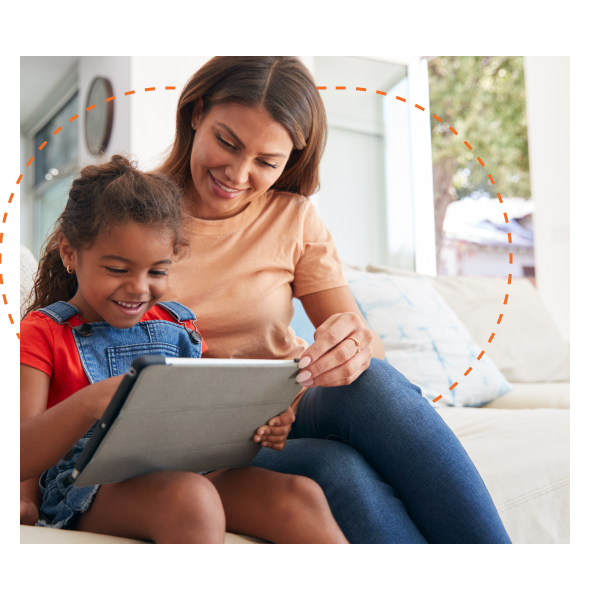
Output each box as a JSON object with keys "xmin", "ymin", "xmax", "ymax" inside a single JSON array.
[{"xmin": 58, "ymin": 233, "xmax": 76, "ymax": 270}]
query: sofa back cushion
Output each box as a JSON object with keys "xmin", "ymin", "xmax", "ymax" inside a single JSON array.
[{"xmin": 429, "ymin": 275, "xmax": 570, "ymax": 383}]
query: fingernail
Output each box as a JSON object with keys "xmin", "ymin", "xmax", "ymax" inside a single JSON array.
[
  {"xmin": 296, "ymin": 370, "xmax": 312, "ymax": 383},
  {"xmin": 298, "ymin": 356, "xmax": 311, "ymax": 369},
  {"xmin": 269, "ymin": 421, "xmax": 276, "ymax": 426},
  {"xmin": 303, "ymin": 379, "xmax": 314, "ymax": 387}
]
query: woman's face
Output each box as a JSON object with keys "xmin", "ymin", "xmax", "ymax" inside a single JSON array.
[{"xmin": 188, "ymin": 103, "xmax": 295, "ymax": 219}]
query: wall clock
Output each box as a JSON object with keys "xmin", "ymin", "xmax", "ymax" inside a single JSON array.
[{"xmin": 85, "ymin": 77, "xmax": 114, "ymax": 155}]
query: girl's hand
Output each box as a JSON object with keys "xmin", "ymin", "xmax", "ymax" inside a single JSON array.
[
  {"xmin": 295, "ymin": 312, "xmax": 374, "ymax": 388},
  {"xmin": 83, "ymin": 375, "xmax": 126, "ymax": 420},
  {"xmin": 20, "ymin": 374, "xmax": 126, "ymax": 482},
  {"xmin": 253, "ymin": 406, "xmax": 295, "ymax": 451}
]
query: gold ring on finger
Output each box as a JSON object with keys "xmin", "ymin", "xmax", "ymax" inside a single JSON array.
[{"xmin": 346, "ymin": 336, "xmax": 361, "ymax": 354}]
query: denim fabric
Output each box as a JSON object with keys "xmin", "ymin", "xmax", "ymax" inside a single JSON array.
[
  {"xmin": 38, "ymin": 301, "xmax": 202, "ymax": 384},
  {"xmin": 36, "ymin": 301, "xmax": 203, "ymax": 529},
  {"xmin": 251, "ymin": 439, "xmax": 427, "ymax": 543},
  {"xmin": 254, "ymin": 358, "xmax": 511, "ymax": 544},
  {"xmin": 37, "ymin": 426, "xmax": 99, "ymax": 529}
]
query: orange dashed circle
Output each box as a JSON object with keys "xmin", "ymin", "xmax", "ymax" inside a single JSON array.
[{"xmin": 2, "ymin": 83, "xmax": 512, "ymax": 403}]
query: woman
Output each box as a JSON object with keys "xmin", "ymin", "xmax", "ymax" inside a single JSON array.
[{"xmin": 159, "ymin": 56, "xmax": 511, "ymax": 544}]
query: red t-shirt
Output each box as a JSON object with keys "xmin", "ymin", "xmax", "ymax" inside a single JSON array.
[{"xmin": 20, "ymin": 305, "xmax": 207, "ymax": 409}]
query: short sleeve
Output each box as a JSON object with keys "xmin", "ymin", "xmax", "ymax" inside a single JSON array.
[
  {"xmin": 292, "ymin": 200, "xmax": 348, "ymax": 298},
  {"xmin": 20, "ymin": 313, "xmax": 55, "ymax": 378}
]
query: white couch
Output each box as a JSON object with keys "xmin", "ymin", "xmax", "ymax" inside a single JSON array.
[{"xmin": 20, "ymin": 249, "xmax": 569, "ymax": 544}]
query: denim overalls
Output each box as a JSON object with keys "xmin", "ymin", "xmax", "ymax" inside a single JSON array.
[{"xmin": 35, "ymin": 300, "xmax": 203, "ymax": 529}]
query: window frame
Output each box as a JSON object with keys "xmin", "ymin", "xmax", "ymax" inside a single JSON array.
[
  {"xmin": 24, "ymin": 84, "xmax": 80, "ymax": 257},
  {"xmin": 367, "ymin": 56, "xmax": 437, "ymax": 275}
]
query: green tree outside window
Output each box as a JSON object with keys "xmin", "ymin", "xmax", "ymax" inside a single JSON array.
[{"xmin": 428, "ymin": 56, "xmax": 531, "ymax": 262}]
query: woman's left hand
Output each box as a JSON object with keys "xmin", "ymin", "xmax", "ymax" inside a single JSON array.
[{"xmin": 295, "ymin": 312, "xmax": 374, "ymax": 388}]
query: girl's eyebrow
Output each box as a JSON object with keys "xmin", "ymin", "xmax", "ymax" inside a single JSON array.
[
  {"xmin": 101, "ymin": 255, "xmax": 172, "ymax": 265},
  {"xmin": 101, "ymin": 255, "xmax": 131, "ymax": 262},
  {"xmin": 215, "ymin": 121, "xmax": 288, "ymax": 159}
]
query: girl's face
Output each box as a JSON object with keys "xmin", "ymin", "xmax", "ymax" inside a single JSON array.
[
  {"xmin": 60, "ymin": 222, "xmax": 174, "ymax": 328},
  {"xmin": 188, "ymin": 103, "xmax": 295, "ymax": 220}
]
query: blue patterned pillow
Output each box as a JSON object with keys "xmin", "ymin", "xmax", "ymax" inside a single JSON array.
[{"xmin": 344, "ymin": 270, "xmax": 512, "ymax": 407}]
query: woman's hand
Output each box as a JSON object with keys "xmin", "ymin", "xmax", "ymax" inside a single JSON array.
[
  {"xmin": 295, "ymin": 312, "xmax": 374, "ymax": 388},
  {"xmin": 253, "ymin": 406, "xmax": 296, "ymax": 451}
]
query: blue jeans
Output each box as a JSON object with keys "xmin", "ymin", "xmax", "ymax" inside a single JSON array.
[{"xmin": 251, "ymin": 358, "xmax": 511, "ymax": 544}]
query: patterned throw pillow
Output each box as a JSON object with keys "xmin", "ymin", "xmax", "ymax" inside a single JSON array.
[{"xmin": 344, "ymin": 269, "xmax": 512, "ymax": 407}]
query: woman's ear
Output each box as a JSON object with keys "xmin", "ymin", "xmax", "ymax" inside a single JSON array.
[
  {"xmin": 191, "ymin": 100, "xmax": 204, "ymax": 130},
  {"xmin": 58, "ymin": 233, "xmax": 76, "ymax": 270}
]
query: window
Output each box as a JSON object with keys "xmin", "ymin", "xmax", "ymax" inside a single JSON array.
[
  {"xmin": 428, "ymin": 56, "xmax": 533, "ymax": 278},
  {"xmin": 31, "ymin": 92, "xmax": 79, "ymax": 257}
]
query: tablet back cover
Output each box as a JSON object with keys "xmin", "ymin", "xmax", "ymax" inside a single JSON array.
[{"xmin": 75, "ymin": 360, "xmax": 300, "ymax": 487}]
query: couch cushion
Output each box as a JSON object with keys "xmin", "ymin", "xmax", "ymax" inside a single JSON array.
[
  {"xmin": 20, "ymin": 525, "xmax": 265, "ymax": 544},
  {"xmin": 483, "ymin": 382, "xmax": 570, "ymax": 409},
  {"xmin": 344, "ymin": 268, "xmax": 512, "ymax": 407},
  {"xmin": 436, "ymin": 407, "xmax": 569, "ymax": 544}
]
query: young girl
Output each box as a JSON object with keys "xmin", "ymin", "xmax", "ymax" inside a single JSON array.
[{"xmin": 20, "ymin": 154, "xmax": 348, "ymax": 544}]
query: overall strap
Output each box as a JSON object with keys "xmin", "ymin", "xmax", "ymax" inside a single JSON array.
[
  {"xmin": 156, "ymin": 301, "xmax": 202, "ymax": 345},
  {"xmin": 156, "ymin": 301, "xmax": 197, "ymax": 323},
  {"xmin": 36, "ymin": 301, "xmax": 81, "ymax": 324}
]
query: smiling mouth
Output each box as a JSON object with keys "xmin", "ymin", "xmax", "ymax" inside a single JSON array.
[
  {"xmin": 112, "ymin": 300, "xmax": 147, "ymax": 315},
  {"xmin": 209, "ymin": 172, "xmax": 245, "ymax": 193},
  {"xmin": 114, "ymin": 301, "xmax": 145, "ymax": 308}
]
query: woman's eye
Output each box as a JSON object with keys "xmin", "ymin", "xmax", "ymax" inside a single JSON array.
[
  {"xmin": 217, "ymin": 132, "xmax": 278, "ymax": 168},
  {"xmin": 106, "ymin": 267, "xmax": 127, "ymax": 274},
  {"xmin": 216, "ymin": 133, "xmax": 236, "ymax": 149},
  {"xmin": 149, "ymin": 270, "xmax": 168, "ymax": 277}
]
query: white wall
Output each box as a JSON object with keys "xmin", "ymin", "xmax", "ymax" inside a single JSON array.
[
  {"xmin": 130, "ymin": 57, "xmax": 212, "ymax": 170},
  {"xmin": 524, "ymin": 57, "xmax": 570, "ymax": 341}
]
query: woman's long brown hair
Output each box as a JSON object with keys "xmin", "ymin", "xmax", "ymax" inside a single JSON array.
[
  {"xmin": 23, "ymin": 154, "xmax": 187, "ymax": 317},
  {"xmin": 157, "ymin": 56, "xmax": 327, "ymax": 197}
]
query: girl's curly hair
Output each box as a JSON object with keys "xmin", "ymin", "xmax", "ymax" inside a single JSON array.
[{"xmin": 23, "ymin": 154, "xmax": 188, "ymax": 317}]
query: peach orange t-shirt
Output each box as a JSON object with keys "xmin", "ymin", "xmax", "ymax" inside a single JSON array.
[{"xmin": 165, "ymin": 190, "xmax": 348, "ymax": 360}]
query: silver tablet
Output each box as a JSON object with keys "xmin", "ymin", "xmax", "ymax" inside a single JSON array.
[{"xmin": 73, "ymin": 356, "xmax": 301, "ymax": 487}]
